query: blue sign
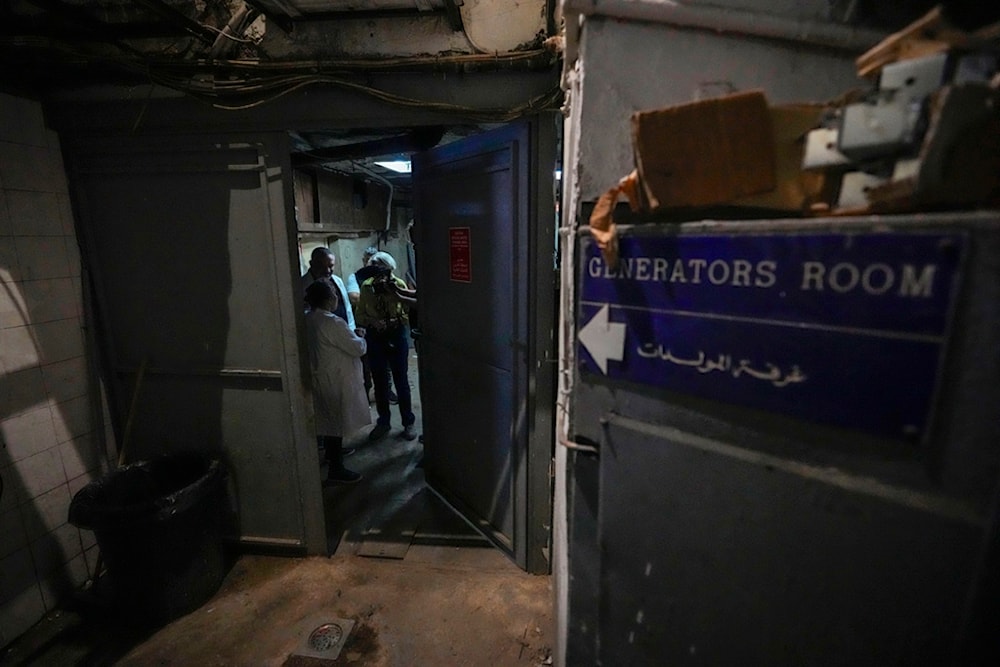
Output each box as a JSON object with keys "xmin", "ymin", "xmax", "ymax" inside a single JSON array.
[{"xmin": 578, "ymin": 232, "xmax": 965, "ymax": 440}]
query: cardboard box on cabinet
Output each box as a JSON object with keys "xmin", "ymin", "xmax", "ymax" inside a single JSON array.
[{"xmin": 630, "ymin": 91, "xmax": 831, "ymax": 214}]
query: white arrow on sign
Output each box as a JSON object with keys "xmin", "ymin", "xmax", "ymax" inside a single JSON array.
[{"xmin": 578, "ymin": 304, "xmax": 626, "ymax": 375}]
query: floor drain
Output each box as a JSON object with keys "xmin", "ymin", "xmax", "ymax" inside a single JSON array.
[
  {"xmin": 309, "ymin": 623, "xmax": 344, "ymax": 652},
  {"xmin": 292, "ymin": 615, "xmax": 356, "ymax": 661}
]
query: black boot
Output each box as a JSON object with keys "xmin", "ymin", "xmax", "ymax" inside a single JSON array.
[{"xmin": 322, "ymin": 435, "xmax": 362, "ymax": 485}]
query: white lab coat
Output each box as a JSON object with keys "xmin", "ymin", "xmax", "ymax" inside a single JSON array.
[
  {"xmin": 301, "ymin": 271, "xmax": 356, "ymax": 330},
  {"xmin": 305, "ymin": 308, "xmax": 370, "ymax": 437}
]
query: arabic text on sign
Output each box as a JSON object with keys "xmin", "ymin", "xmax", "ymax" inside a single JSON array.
[{"xmin": 636, "ymin": 343, "xmax": 807, "ymax": 388}]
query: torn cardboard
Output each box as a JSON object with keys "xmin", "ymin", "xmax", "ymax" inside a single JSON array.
[{"xmin": 631, "ymin": 90, "xmax": 776, "ymax": 210}]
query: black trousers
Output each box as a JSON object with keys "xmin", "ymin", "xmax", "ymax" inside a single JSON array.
[
  {"xmin": 368, "ymin": 327, "xmax": 415, "ymax": 427},
  {"xmin": 318, "ymin": 435, "xmax": 344, "ymax": 470}
]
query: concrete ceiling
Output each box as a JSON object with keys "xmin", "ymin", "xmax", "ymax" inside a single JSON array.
[
  {"xmin": 288, "ymin": 123, "xmax": 501, "ymax": 195},
  {"xmin": 0, "ymin": 1, "xmax": 555, "ymax": 92},
  {"xmin": 0, "ymin": 1, "xmax": 557, "ymax": 190}
]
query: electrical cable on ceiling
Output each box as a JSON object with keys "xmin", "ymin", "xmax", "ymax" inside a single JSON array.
[
  {"xmin": 142, "ymin": 64, "xmax": 563, "ymax": 117},
  {"xmin": 1, "ymin": 29, "xmax": 560, "ymax": 117},
  {"xmin": 158, "ymin": 48, "xmax": 557, "ymax": 72}
]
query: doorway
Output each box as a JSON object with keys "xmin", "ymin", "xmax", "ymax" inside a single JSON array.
[{"xmin": 291, "ymin": 117, "xmax": 558, "ymax": 572}]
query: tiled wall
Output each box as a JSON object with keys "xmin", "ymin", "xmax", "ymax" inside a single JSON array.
[{"xmin": 0, "ymin": 92, "xmax": 106, "ymax": 648}]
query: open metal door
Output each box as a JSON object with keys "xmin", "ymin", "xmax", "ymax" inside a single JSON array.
[
  {"xmin": 66, "ymin": 135, "xmax": 323, "ymax": 553},
  {"xmin": 412, "ymin": 118, "xmax": 556, "ymax": 573}
]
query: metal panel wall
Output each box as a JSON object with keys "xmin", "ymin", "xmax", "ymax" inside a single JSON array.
[
  {"xmin": 67, "ymin": 135, "xmax": 322, "ymax": 551},
  {"xmin": 568, "ymin": 214, "xmax": 1000, "ymax": 663}
]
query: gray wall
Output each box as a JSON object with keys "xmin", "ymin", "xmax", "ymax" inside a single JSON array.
[
  {"xmin": 560, "ymin": 3, "xmax": 999, "ymax": 664},
  {"xmin": 572, "ymin": 16, "xmax": 864, "ymax": 201},
  {"xmin": 0, "ymin": 92, "xmax": 106, "ymax": 647},
  {"xmin": 568, "ymin": 216, "xmax": 999, "ymax": 664}
]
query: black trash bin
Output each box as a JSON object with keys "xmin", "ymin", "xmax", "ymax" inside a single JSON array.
[{"xmin": 69, "ymin": 453, "xmax": 228, "ymax": 623}]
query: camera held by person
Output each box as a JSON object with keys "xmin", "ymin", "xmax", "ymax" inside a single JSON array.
[{"xmin": 371, "ymin": 265, "xmax": 395, "ymax": 294}]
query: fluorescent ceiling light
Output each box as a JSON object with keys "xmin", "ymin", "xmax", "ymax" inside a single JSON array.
[{"xmin": 374, "ymin": 160, "xmax": 411, "ymax": 173}]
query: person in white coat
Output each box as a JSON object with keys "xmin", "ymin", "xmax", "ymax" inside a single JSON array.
[
  {"xmin": 304, "ymin": 280, "xmax": 369, "ymax": 484},
  {"xmin": 301, "ymin": 246, "xmax": 355, "ymax": 330}
]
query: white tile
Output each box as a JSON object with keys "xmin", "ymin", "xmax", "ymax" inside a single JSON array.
[
  {"xmin": 0, "ymin": 324, "xmax": 41, "ymax": 372},
  {"xmin": 82, "ymin": 542, "xmax": 99, "ymax": 579},
  {"xmin": 70, "ymin": 275, "xmax": 83, "ymax": 320},
  {"xmin": 68, "ymin": 466, "xmax": 100, "ymax": 499},
  {"xmin": 20, "ymin": 483, "xmax": 71, "ymax": 543},
  {"xmin": 0, "ymin": 547, "xmax": 35, "ymax": 603},
  {"xmin": 54, "ymin": 523, "xmax": 84, "ymax": 563},
  {"xmin": 2, "ymin": 95, "xmax": 45, "ymax": 147},
  {"xmin": 0, "ymin": 190, "xmax": 11, "ymax": 236},
  {"xmin": 0, "ymin": 581, "xmax": 45, "ymax": 647},
  {"xmin": 64, "ymin": 235, "xmax": 81, "ymax": 279},
  {"xmin": 44, "ymin": 157, "xmax": 68, "ymax": 196},
  {"xmin": 40, "ymin": 553, "xmax": 89, "ymax": 610},
  {"xmin": 14, "ymin": 99, "xmax": 46, "ymax": 148},
  {"xmin": 60, "ymin": 435, "xmax": 104, "ymax": 481},
  {"xmin": 29, "ymin": 318, "xmax": 83, "ymax": 365},
  {"xmin": 0, "ymin": 94, "xmax": 32, "ymax": 143},
  {"xmin": 0, "ymin": 143, "xmax": 53, "ymax": 192},
  {"xmin": 30, "ymin": 523, "xmax": 82, "ymax": 578},
  {"xmin": 16, "ymin": 277, "xmax": 78, "ymax": 324},
  {"xmin": 67, "ymin": 552, "xmax": 89, "ymax": 590},
  {"xmin": 55, "ymin": 193, "xmax": 74, "ymax": 237},
  {"xmin": 51, "ymin": 394, "xmax": 91, "ymax": 445},
  {"xmin": 0, "ymin": 403, "xmax": 56, "ymax": 462},
  {"xmin": 0, "ymin": 97, "xmax": 15, "ymax": 142},
  {"xmin": 5, "ymin": 190, "xmax": 63, "ymax": 237},
  {"xmin": 0, "ymin": 507, "xmax": 27, "ymax": 560},
  {"xmin": 13, "ymin": 236, "xmax": 71, "ymax": 281},
  {"xmin": 0, "ymin": 462, "xmax": 23, "ymax": 512},
  {"xmin": 81, "ymin": 529, "xmax": 97, "ymax": 554},
  {"xmin": 0, "ymin": 366, "xmax": 46, "ymax": 420},
  {"xmin": 42, "ymin": 355, "xmax": 88, "ymax": 403},
  {"xmin": 45, "ymin": 145, "xmax": 67, "ymax": 189},
  {"xmin": 46, "ymin": 128, "xmax": 65, "ymax": 154},
  {"xmin": 0, "ymin": 240, "xmax": 20, "ymax": 290},
  {"xmin": 0, "ymin": 265, "xmax": 29, "ymax": 329},
  {"xmin": 47, "ymin": 151, "xmax": 68, "ymax": 196},
  {"xmin": 16, "ymin": 447, "xmax": 66, "ymax": 500}
]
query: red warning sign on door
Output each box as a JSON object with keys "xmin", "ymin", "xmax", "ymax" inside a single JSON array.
[{"xmin": 449, "ymin": 227, "xmax": 472, "ymax": 283}]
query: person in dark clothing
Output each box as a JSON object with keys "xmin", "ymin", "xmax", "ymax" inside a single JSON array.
[
  {"xmin": 355, "ymin": 251, "xmax": 417, "ymax": 442},
  {"xmin": 347, "ymin": 246, "xmax": 396, "ymax": 403}
]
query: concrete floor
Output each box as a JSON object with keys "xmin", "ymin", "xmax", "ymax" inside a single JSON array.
[{"xmin": 0, "ymin": 353, "xmax": 554, "ymax": 666}]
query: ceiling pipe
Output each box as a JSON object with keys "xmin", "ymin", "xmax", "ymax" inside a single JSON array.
[
  {"xmin": 208, "ymin": 3, "xmax": 260, "ymax": 61},
  {"xmin": 243, "ymin": 0, "xmax": 296, "ymax": 34}
]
